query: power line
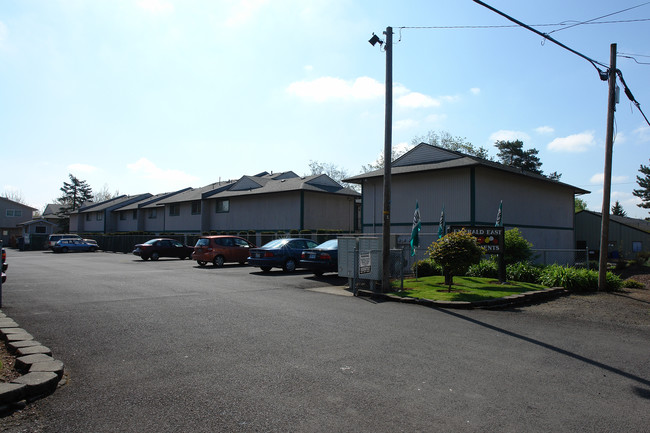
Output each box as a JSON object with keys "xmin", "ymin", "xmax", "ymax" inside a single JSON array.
[
  {"xmin": 546, "ymin": 1, "xmax": 650, "ymax": 35},
  {"xmin": 472, "ymin": 0, "xmax": 650, "ymax": 126},
  {"xmin": 398, "ymin": 17, "xmax": 650, "ymax": 31}
]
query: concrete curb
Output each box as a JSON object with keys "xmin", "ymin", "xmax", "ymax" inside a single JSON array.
[
  {"xmin": 355, "ymin": 287, "xmax": 568, "ymax": 309},
  {"xmin": 0, "ymin": 310, "xmax": 64, "ymax": 411}
]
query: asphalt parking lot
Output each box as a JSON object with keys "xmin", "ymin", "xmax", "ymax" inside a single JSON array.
[{"xmin": 2, "ymin": 250, "xmax": 649, "ymax": 432}]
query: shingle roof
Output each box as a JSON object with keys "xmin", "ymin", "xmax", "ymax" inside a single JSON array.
[{"xmin": 345, "ymin": 143, "xmax": 589, "ymax": 195}]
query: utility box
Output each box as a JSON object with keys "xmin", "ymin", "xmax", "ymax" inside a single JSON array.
[{"xmin": 337, "ymin": 237, "xmax": 382, "ymax": 280}]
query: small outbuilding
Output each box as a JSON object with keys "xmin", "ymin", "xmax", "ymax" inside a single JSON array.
[{"xmin": 575, "ymin": 210, "xmax": 650, "ymax": 260}]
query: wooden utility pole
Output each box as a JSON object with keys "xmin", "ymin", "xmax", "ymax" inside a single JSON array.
[
  {"xmin": 598, "ymin": 43, "xmax": 617, "ymax": 291},
  {"xmin": 381, "ymin": 26, "xmax": 393, "ymax": 292}
]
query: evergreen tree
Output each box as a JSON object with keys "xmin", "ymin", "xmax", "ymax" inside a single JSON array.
[
  {"xmin": 411, "ymin": 130, "xmax": 490, "ymax": 159},
  {"xmin": 611, "ymin": 200, "xmax": 627, "ymax": 217},
  {"xmin": 495, "ymin": 140, "xmax": 543, "ymax": 174},
  {"xmin": 56, "ymin": 174, "xmax": 93, "ymax": 231},
  {"xmin": 632, "ymin": 160, "xmax": 650, "ymax": 212}
]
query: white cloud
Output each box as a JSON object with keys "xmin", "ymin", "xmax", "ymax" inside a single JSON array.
[
  {"xmin": 535, "ymin": 126, "xmax": 554, "ymax": 134},
  {"xmin": 589, "ymin": 173, "xmax": 629, "ymax": 184},
  {"xmin": 396, "ymin": 92, "xmax": 440, "ymax": 109},
  {"xmin": 547, "ymin": 131, "xmax": 595, "ymax": 152},
  {"xmin": 634, "ymin": 126, "xmax": 650, "ymax": 142},
  {"xmin": 470, "ymin": 87, "xmax": 480, "ymax": 95},
  {"xmin": 127, "ymin": 158, "xmax": 199, "ymax": 185},
  {"xmin": 137, "ymin": 0, "xmax": 174, "ymax": 14},
  {"xmin": 303, "ymin": 65, "xmax": 313, "ymax": 72},
  {"xmin": 425, "ymin": 113, "xmax": 447, "ymax": 123},
  {"xmin": 489, "ymin": 130, "xmax": 531, "ymax": 143},
  {"xmin": 394, "ymin": 119, "xmax": 419, "ymax": 130},
  {"xmin": 614, "ymin": 131, "xmax": 627, "ymax": 145},
  {"xmin": 226, "ymin": 0, "xmax": 269, "ymax": 27},
  {"xmin": 68, "ymin": 163, "xmax": 99, "ymax": 174},
  {"xmin": 286, "ymin": 76, "xmax": 383, "ymax": 102}
]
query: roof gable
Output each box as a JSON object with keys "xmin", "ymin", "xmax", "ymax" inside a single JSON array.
[
  {"xmin": 305, "ymin": 174, "xmax": 343, "ymax": 190},
  {"xmin": 392, "ymin": 143, "xmax": 462, "ymax": 167},
  {"xmin": 230, "ymin": 176, "xmax": 265, "ymax": 191}
]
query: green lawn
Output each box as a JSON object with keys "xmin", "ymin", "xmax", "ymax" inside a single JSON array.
[{"xmin": 390, "ymin": 276, "xmax": 547, "ymax": 302}]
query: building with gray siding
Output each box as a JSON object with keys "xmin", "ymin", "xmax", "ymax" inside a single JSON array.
[
  {"xmin": 575, "ymin": 210, "xmax": 650, "ymax": 260},
  {"xmin": 345, "ymin": 143, "xmax": 588, "ymax": 264}
]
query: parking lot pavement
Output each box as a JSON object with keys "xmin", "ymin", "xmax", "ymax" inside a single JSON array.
[{"xmin": 2, "ymin": 250, "xmax": 650, "ymax": 432}]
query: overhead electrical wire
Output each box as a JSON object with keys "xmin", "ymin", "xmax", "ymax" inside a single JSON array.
[
  {"xmin": 545, "ymin": 1, "xmax": 650, "ymax": 35},
  {"xmin": 471, "ymin": 0, "xmax": 650, "ymax": 126}
]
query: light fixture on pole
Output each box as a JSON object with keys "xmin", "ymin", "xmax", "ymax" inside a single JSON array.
[{"xmin": 369, "ymin": 27, "xmax": 393, "ymax": 292}]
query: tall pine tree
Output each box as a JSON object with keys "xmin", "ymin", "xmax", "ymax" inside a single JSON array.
[
  {"xmin": 494, "ymin": 140, "xmax": 543, "ymax": 174},
  {"xmin": 56, "ymin": 174, "xmax": 93, "ymax": 232},
  {"xmin": 611, "ymin": 200, "xmax": 627, "ymax": 217},
  {"xmin": 632, "ymin": 160, "xmax": 650, "ymax": 212}
]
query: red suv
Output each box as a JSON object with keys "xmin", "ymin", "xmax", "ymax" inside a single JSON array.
[{"xmin": 192, "ymin": 236, "xmax": 256, "ymax": 267}]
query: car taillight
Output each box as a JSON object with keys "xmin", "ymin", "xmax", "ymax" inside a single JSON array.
[
  {"xmin": 264, "ymin": 251, "xmax": 274, "ymax": 258},
  {"xmin": 301, "ymin": 252, "xmax": 306, "ymax": 259},
  {"xmin": 320, "ymin": 253, "xmax": 331, "ymax": 260},
  {"xmin": 1, "ymin": 251, "xmax": 5, "ymax": 261}
]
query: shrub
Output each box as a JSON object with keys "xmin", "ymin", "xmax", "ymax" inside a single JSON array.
[
  {"xmin": 504, "ymin": 228, "xmax": 533, "ymax": 265},
  {"xmin": 506, "ymin": 261, "xmax": 542, "ymax": 283},
  {"xmin": 538, "ymin": 264, "xmax": 622, "ymax": 292},
  {"xmin": 428, "ymin": 229, "xmax": 484, "ymax": 289},
  {"xmin": 412, "ymin": 260, "xmax": 442, "ymax": 277},
  {"xmin": 623, "ymin": 279, "xmax": 644, "ymax": 289},
  {"xmin": 466, "ymin": 258, "xmax": 498, "ymax": 278}
]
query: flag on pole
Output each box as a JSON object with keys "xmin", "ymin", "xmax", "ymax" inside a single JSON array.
[
  {"xmin": 437, "ymin": 205, "xmax": 446, "ymax": 239},
  {"xmin": 410, "ymin": 201, "xmax": 421, "ymax": 256},
  {"xmin": 495, "ymin": 200, "xmax": 503, "ymax": 227}
]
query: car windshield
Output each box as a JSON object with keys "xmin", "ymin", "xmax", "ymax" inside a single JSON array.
[
  {"xmin": 316, "ymin": 239, "xmax": 337, "ymax": 249},
  {"xmin": 144, "ymin": 239, "xmax": 159, "ymax": 245},
  {"xmin": 195, "ymin": 239, "xmax": 210, "ymax": 247},
  {"xmin": 261, "ymin": 239, "xmax": 289, "ymax": 249}
]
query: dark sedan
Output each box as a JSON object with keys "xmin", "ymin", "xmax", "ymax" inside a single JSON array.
[
  {"xmin": 248, "ymin": 238, "xmax": 318, "ymax": 272},
  {"xmin": 300, "ymin": 239, "xmax": 338, "ymax": 276},
  {"xmin": 133, "ymin": 238, "xmax": 194, "ymax": 261}
]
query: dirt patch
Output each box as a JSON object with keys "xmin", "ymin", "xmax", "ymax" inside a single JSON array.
[
  {"xmin": 518, "ymin": 270, "xmax": 650, "ymax": 328},
  {"xmin": 1, "ymin": 341, "xmax": 20, "ymax": 383}
]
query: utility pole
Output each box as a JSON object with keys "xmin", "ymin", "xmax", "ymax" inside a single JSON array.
[
  {"xmin": 598, "ymin": 43, "xmax": 617, "ymax": 291},
  {"xmin": 382, "ymin": 26, "xmax": 393, "ymax": 292}
]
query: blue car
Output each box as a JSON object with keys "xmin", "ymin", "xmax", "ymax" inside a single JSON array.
[
  {"xmin": 300, "ymin": 239, "xmax": 338, "ymax": 276},
  {"xmin": 248, "ymin": 238, "xmax": 318, "ymax": 272},
  {"xmin": 52, "ymin": 239, "xmax": 98, "ymax": 253}
]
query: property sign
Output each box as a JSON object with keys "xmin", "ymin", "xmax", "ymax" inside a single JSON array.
[
  {"xmin": 359, "ymin": 252, "xmax": 371, "ymax": 274},
  {"xmin": 449, "ymin": 225, "xmax": 504, "ymax": 254}
]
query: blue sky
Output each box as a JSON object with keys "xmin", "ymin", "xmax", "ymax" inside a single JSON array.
[{"xmin": 1, "ymin": 0, "xmax": 649, "ymax": 219}]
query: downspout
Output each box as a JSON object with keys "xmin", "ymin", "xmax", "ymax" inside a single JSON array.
[
  {"xmin": 300, "ymin": 191, "xmax": 305, "ymax": 231},
  {"xmin": 470, "ymin": 167, "xmax": 476, "ymax": 225}
]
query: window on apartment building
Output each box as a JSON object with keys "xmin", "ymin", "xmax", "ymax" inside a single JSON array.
[
  {"xmin": 96, "ymin": 212, "xmax": 103, "ymax": 221},
  {"xmin": 191, "ymin": 201, "xmax": 201, "ymax": 215},
  {"xmin": 633, "ymin": 241, "xmax": 642, "ymax": 253},
  {"xmin": 216, "ymin": 199, "xmax": 230, "ymax": 213},
  {"xmin": 86, "ymin": 213, "xmax": 92, "ymax": 221},
  {"xmin": 148, "ymin": 209, "xmax": 157, "ymax": 219},
  {"xmin": 169, "ymin": 204, "xmax": 180, "ymax": 216},
  {"xmin": 35, "ymin": 226, "xmax": 47, "ymax": 234},
  {"xmin": 132, "ymin": 210, "xmax": 138, "ymax": 220},
  {"xmin": 6, "ymin": 209, "xmax": 22, "ymax": 217},
  {"xmin": 120, "ymin": 212, "xmax": 127, "ymax": 221}
]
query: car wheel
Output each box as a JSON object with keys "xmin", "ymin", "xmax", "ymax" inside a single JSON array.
[
  {"xmin": 141, "ymin": 256, "xmax": 149, "ymax": 261},
  {"xmin": 260, "ymin": 266, "xmax": 272, "ymax": 272},
  {"xmin": 283, "ymin": 259, "xmax": 297, "ymax": 272},
  {"xmin": 151, "ymin": 252, "xmax": 160, "ymax": 261},
  {"xmin": 213, "ymin": 256, "xmax": 225, "ymax": 268},
  {"xmin": 314, "ymin": 271, "xmax": 324, "ymax": 277},
  {"xmin": 62, "ymin": 247, "xmax": 69, "ymax": 253},
  {"xmin": 180, "ymin": 255, "xmax": 187, "ymax": 260},
  {"xmin": 197, "ymin": 261, "xmax": 207, "ymax": 267},
  {"xmin": 89, "ymin": 247, "xmax": 97, "ymax": 252}
]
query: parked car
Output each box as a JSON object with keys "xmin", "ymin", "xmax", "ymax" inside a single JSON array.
[
  {"xmin": 248, "ymin": 238, "xmax": 318, "ymax": 272},
  {"xmin": 52, "ymin": 239, "xmax": 98, "ymax": 253},
  {"xmin": 132, "ymin": 238, "xmax": 194, "ymax": 261},
  {"xmin": 192, "ymin": 235, "xmax": 256, "ymax": 267},
  {"xmin": 2, "ymin": 247, "xmax": 7, "ymax": 284},
  {"xmin": 300, "ymin": 239, "xmax": 338, "ymax": 276},
  {"xmin": 47, "ymin": 234, "xmax": 82, "ymax": 250}
]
